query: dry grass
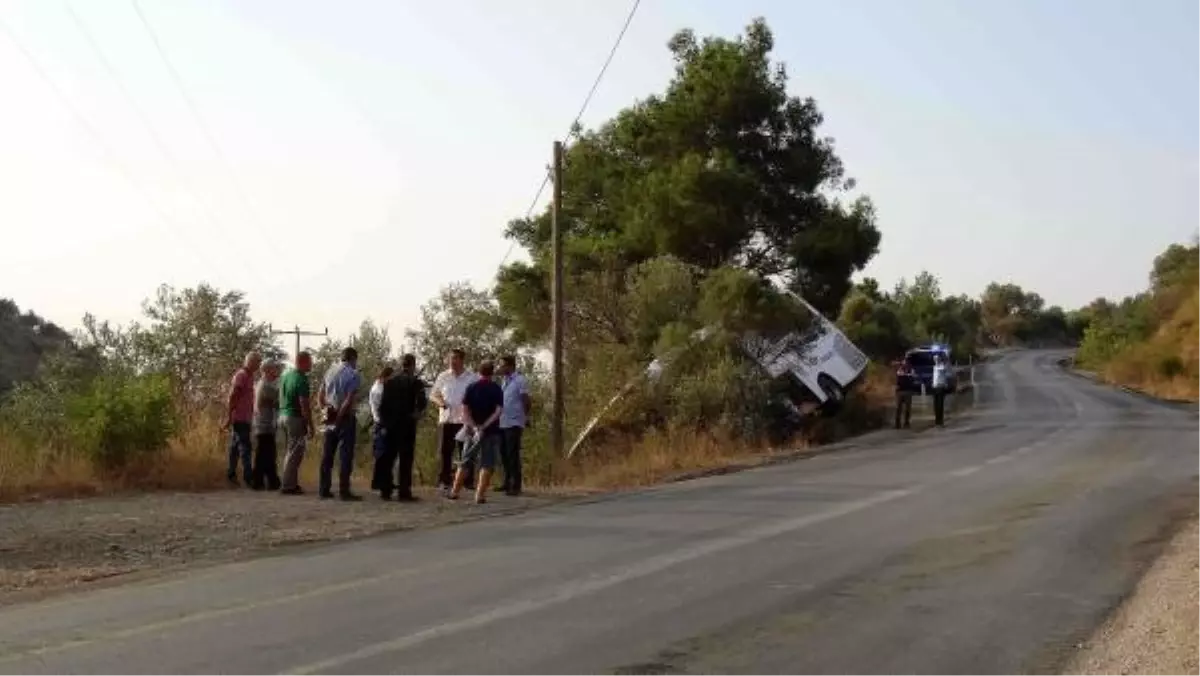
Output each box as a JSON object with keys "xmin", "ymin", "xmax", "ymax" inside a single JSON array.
[
  {"xmin": 1100, "ymin": 286, "xmax": 1199, "ymax": 403},
  {"xmin": 560, "ymin": 428, "xmax": 783, "ymax": 491}
]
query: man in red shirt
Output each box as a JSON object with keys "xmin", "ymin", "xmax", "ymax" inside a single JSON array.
[{"xmin": 224, "ymin": 351, "xmax": 262, "ymax": 487}]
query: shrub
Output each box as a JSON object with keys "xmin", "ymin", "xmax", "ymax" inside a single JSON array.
[{"xmin": 66, "ymin": 373, "xmax": 176, "ymax": 472}]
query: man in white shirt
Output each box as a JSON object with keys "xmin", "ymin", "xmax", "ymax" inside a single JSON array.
[
  {"xmin": 497, "ymin": 355, "xmax": 531, "ymax": 496},
  {"xmin": 430, "ymin": 348, "xmax": 479, "ymax": 492},
  {"xmin": 931, "ymin": 353, "xmax": 950, "ymax": 427}
]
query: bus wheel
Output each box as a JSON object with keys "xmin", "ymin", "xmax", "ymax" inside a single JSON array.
[{"xmin": 817, "ymin": 375, "xmax": 845, "ymax": 415}]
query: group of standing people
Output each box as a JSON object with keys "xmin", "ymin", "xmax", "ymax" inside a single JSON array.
[
  {"xmin": 222, "ymin": 347, "xmax": 531, "ymax": 504},
  {"xmin": 425, "ymin": 350, "xmax": 530, "ymax": 504}
]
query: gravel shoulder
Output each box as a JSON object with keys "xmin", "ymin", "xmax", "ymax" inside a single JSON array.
[
  {"xmin": 1065, "ymin": 519, "xmax": 1199, "ymax": 676},
  {"xmin": 0, "ymin": 486, "xmax": 576, "ymax": 607}
]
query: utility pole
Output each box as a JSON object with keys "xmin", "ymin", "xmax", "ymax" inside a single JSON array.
[
  {"xmin": 269, "ymin": 324, "xmax": 328, "ymax": 363},
  {"xmin": 550, "ymin": 140, "xmax": 566, "ymax": 458}
]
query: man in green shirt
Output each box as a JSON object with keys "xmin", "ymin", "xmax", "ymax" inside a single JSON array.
[{"xmin": 279, "ymin": 351, "xmax": 315, "ymax": 494}]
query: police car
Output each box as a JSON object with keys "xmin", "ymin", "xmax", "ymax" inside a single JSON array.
[{"xmin": 904, "ymin": 344, "xmax": 958, "ymax": 393}]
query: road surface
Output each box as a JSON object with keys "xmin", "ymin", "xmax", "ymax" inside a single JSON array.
[{"xmin": 0, "ymin": 350, "xmax": 1195, "ymax": 674}]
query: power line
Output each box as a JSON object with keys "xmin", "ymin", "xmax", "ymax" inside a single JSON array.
[
  {"xmin": 63, "ymin": 1, "xmax": 272, "ymax": 289},
  {"xmin": 0, "ymin": 13, "xmax": 217, "ymax": 276},
  {"xmin": 129, "ymin": 0, "xmax": 274, "ymax": 250},
  {"xmin": 497, "ymin": 0, "xmax": 642, "ymax": 269}
]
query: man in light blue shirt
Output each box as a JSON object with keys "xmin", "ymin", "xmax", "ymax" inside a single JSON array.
[
  {"xmin": 318, "ymin": 346, "xmax": 362, "ymax": 500},
  {"xmin": 497, "ymin": 355, "xmax": 531, "ymax": 496}
]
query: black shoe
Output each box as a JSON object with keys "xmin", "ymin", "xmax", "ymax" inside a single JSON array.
[
  {"xmin": 267, "ymin": 480, "xmax": 282, "ymax": 491},
  {"xmin": 227, "ymin": 474, "xmax": 239, "ymax": 487},
  {"xmin": 339, "ymin": 492, "xmax": 363, "ymax": 502},
  {"xmin": 280, "ymin": 486, "xmax": 304, "ymax": 495},
  {"xmin": 396, "ymin": 494, "xmax": 419, "ymax": 502},
  {"xmin": 505, "ymin": 489, "xmax": 521, "ymax": 497},
  {"xmin": 379, "ymin": 493, "xmax": 393, "ymax": 501},
  {"xmin": 319, "ymin": 491, "xmax": 335, "ymax": 500}
]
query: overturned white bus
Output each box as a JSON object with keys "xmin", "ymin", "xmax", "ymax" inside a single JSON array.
[
  {"xmin": 738, "ymin": 291, "xmax": 870, "ymax": 410},
  {"xmin": 567, "ymin": 292, "xmax": 870, "ymax": 458}
]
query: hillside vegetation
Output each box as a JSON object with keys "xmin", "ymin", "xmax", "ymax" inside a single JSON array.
[
  {"xmin": 0, "ymin": 18, "xmax": 1135, "ymax": 502},
  {"xmin": 1076, "ymin": 242, "xmax": 1199, "ymax": 402},
  {"xmin": 0, "ymin": 300, "xmax": 75, "ymax": 398}
]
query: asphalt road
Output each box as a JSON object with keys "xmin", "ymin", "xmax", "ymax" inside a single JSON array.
[{"xmin": 0, "ymin": 350, "xmax": 1195, "ymax": 674}]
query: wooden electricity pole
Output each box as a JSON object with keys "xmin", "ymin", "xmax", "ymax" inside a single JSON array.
[
  {"xmin": 270, "ymin": 324, "xmax": 328, "ymax": 363},
  {"xmin": 550, "ymin": 140, "xmax": 566, "ymax": 458}
]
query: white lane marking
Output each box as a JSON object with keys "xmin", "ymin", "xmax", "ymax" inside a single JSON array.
[
  {"xmin": 286, "ymin": 487, "xmax": 919, "ymax": 675},
  {"xmin": 949, "ymin": 465, "xmax": 983, "ymax": 477},
  {"xmin": 986, "ymin": 455, "xmax": 1014, "ymax": 465}
]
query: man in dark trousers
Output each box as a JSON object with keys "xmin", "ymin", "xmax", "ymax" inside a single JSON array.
[
  {"xmin": 375, "ymin": 354, "xmax": 427, "ymax": 501},
  {"xmin": 931, "ymin": 352, "xmax": 951, "ymax": 427},
  {"xmin": 894, "ymin": 358, "xmax": 916, "ymax": 429},
  {"xmin": 318, "ymin": 346, "xmax": 361, "ymax": 501},
  {"xmin": 497, "ymin": 355, "xmax": 531, "ymax": 496}
]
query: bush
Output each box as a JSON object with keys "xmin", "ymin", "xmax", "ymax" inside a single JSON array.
[{"xmin": 66, "ymin": 373, "xmax": 176, "ymax": 472}]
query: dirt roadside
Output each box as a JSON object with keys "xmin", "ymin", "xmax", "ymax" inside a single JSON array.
[
  {"xmin": 1064, "ymin": 519, "xmax": 1199, "ymax": 676},
  {"xmin": 0, "ymin": 486, "xmax": 581, "ymax": 607}
]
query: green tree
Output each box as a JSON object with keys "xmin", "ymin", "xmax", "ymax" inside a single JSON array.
[
  {"xmin": 78, "ymin": 284, "xmax": 280, "ymax": 408},
  {"xmin": 980, "ymin": 282, "xmax": 1045, "ymax": 346},
  {"xmin": 404, "ymin": 283, "xmax": 523, "ymax": 379},
  {"xmin": 0, "ymin": 298, "xmax": 75, "ymax": 397},
  {"xmin": 497, "ymin": 18, "xmax": 880, "ymax": 343},
  {"xmin": 1150, "ymin": 242, "xmax": 1199, "ymax": 294},
  {"xmin": 838, "ymin": 290, "xmax": 907, "ymax": 360},
  {"xmin": 892, "ymin": 272, "xmax": 943, "ymax": 341}
]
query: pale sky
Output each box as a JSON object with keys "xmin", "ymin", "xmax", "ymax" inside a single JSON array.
[{"xmin": 1, "ymin": 0, "xmax": 1196, "ymax": 348}]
